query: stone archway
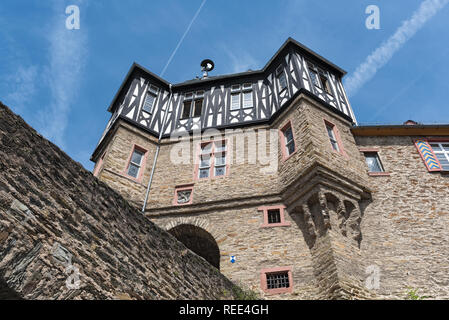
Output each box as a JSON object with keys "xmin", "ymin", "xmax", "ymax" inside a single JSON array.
[
  {"xmin": 0, "ymin": 278, "xmax": 21, "ymax": 300},
  {"xmin": 168, "ymin": 224, "xmax": 220, "ymax": 270}
]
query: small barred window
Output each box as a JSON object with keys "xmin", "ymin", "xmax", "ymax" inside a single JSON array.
[
  {"xmin": 267, "ymin": 209, "xmax": 281, "ymax": 224},
  {"xmin": 266, "ymin": 272, "xmax": 290, "ymax": 290}
]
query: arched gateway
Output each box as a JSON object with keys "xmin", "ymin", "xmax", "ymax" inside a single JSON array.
[{"xmin": 168, "ymin": 224, "xmax": 220, "ymax": 270}]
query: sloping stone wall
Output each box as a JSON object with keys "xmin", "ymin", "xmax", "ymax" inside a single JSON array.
[{"xmin": 0, "ymin": 102, "xmax": 239, "ymax": 300}]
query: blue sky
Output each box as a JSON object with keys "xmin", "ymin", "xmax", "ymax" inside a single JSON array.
[{"xmin": 1, "ymin": 0, "xmax": 448, "ymax": 171}]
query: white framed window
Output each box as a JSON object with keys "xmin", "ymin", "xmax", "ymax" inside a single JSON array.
[
  {"xmin": 231, "ymin": 84, "xmax": 240, "ymax": 93},
  {"xmin": 308, "ymin": 62, "xmax": 332, "ymax": 94},
  {"xmin": 283, "ymin": 126, "xmax": 295, "ymax": 156},
  {"xmin": 181, "ymin": 91, "xmax": 203, "ymax": 119},
  {"xmin": 276, "ymin": 65, "xmax": 287, "ymax": 92},
  {"xmin": 197, "ymin": 140, "xmax": 227, "ymax": 179},
  {"xmin": 127, "ymin": 148, "xmax": 145, "ymax": 178},
  {"xmin": 429, "ymin": 142, "xmax": 449, "ymax": 170},
  {"xmin": 364, "ymin": 152, "xmax": 384, "ymax": 172},
  {"xmin": 231, "ymin": 93, "xmax": 241, "ymax": 110},
  {"xmin": 242, "ymin": 83, "xmax": 253, "ymax": 109},
  {"xmin": 326, "ymin": 123, "xmax": 339, "ymax": 152},
  {"xmin": 230, "ymin": 83, "xmax": 253, "ymax": 110},
  {"xmin": 142, "ymin": 85, "xmax": 158, "ymax": 114}
]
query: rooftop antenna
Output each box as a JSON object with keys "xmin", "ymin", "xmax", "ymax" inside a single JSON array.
[{"xmin": 200, "ymin": 59, "xmax": 214, "ymax": 79}]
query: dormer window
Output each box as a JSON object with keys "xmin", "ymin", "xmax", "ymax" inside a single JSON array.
[
  {"xmin": 276, "ymin": 65, "xmax": 287, "ymax": 92},
  {"xmin": 181, "ymin": 91, "xmax": 203, "ymax": 119},
  {"xmin": 142, "ymin": 85, "xmax": 158, "ymax": 114},
  {"xmin": 230, "ymin": 84, "xmax": 253, "ymax": 110}
]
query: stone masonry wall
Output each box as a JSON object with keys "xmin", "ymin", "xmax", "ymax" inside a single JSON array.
[
  {"xmin": 356, "ymin": 135, "xmax": 449, "ymax": 299},
  {"xmin": 150, "ymin": 204, "xmax": 321, "ymax": 300},
  {"xmin": 95, "ymin": 91, "xmax": 449, "ymax": 300},
  {"xmin": 0, "ymin": 102, "xmax": 240, "ymax": 300}
]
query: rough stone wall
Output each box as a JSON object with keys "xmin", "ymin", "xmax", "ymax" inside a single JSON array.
[
  {"xmin": 0, "ymin": 102, "xmax": 240, "ymax": 300},
  {"xmin": 356, "ymin": 135, "xmax": 449, "ymax": 299},
  {"xmin": 98, "ymin": 121, "xmax": 282, "ymax": 211},
  {"xmin": 96, "ymin": 123, "xmax": 159, "ymax": 208},
  {"xmin": 150, "ymin": 205, "xmax": 321, "ymax": 300}
]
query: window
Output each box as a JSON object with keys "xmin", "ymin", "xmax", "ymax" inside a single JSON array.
[
  {"xmin": 260, "ymin": 267, "xmax": 293, "ymax": 294},
  {"xmin": 230, "ymin": 84, "xmax": 253, "ymax": 110},
  {"xmin": 196, "ymin": 140, "xmax": 228, "ymax": 179},
  {"xmin": 280, "ymin": 121, "xmax": 296, "ymax": 159},
  {"xmin": 326, "ymin": 123, "xmax": 340, "ymax": 152},
  {"xmin": 276, "ymin": 65, "xmax": 287, "ymax": 91},
  {"xmin": 429, "ymin": 142, "xmax": 449, "ymax": 170},
  {"xmin": 124, "ymin": 146, "xmax": 147, "ymax": 180},
  {"xmin": 193, "ymin": 98, "xmax": 203, "ymax": 117},
  {"xmin": 308, "ymin": 62, "xmax": 332, "ymax": 95},
  {"xmin": 173, "ymin": 185, "xmax": 194, "ymax": 205},
  {"xmin": 259, "ymin": 205, "xmax": 290, "ymax": 228},
  {"xmin": 142, "ymin": 85, "xmax": 158, "ymax": 113},
  {"xmin": 243, "ymin": 91, "xmax": 253, "ymax": 109},
  {"xmin": 319, "ymin": 71, "xmax": 332, "ymax": 94},
  {"xmin": 307, "ymin": 62, "xmax": 320, "ymax": 87},
  {"xmin": 267, "ymin": 272, "xmax": 289, "ymax": 290},
  {"xmin": 181, "ymin": 91, "xmax": 203, "ymax": 119},
  {"xmin": 364, "ymin": 152, "xmax": 384, "ymax": 172},
  {"xmin": 181, "ymin": 100, "xmax": 192, "ymax": 119},
  {"xmin": 267, "ymin": 209, "xmax": 281, "ymax": 224},
  {"xmin": 231, "ymin": 92, "xmax": 240, "ymax": 110}
]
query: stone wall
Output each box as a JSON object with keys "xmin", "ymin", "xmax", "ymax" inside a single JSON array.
[
  {"xmin": 356, "ymin": 135, "xmax": 449, "ymax": 299},
  {"xmin": 0, "ymin": 102, "xmax": 241, "ymax": 300},
  {"xmin": 94, "ymin": 95, "xmax": 377, "ymax": 300},
  {"xmin": 150, "ymin": 205, "xmax": 321, "ymax": 300}
]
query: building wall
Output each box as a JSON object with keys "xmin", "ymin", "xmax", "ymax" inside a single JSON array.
[
  {"xmin": 151, "ymin": 205, "xmax": 321, "ymax": 300},
  {"xmin": 356, "ymin": 135, "xmax": 449, "ymax": 299},
  {"xmin": 95, "ymin": 94, "xmax": 375, "ymax": 299},
  {"xmin": 94, "ymin": 89, "xmax": 449, "ymax": 299}
]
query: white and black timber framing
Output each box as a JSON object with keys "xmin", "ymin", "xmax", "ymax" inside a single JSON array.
[{"xmin": 92, "ymin": 38, "xmax": 356, "ymax": 162}]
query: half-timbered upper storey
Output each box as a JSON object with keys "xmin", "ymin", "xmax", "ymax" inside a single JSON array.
[{"xmin": 93, "ymin": 38, "xmax": 355, "ymax": 159}]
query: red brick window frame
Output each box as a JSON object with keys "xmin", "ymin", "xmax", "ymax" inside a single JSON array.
[
  {"xmin": 323, "ymin": 119, "xmax": 347, "ymax": 157},
  {"xmin": 359, "ymin": 148, "xmax": 390, "ymax": 176},
  {"xmin": 93, "ymin": 151, "xmax": 106, "ymax": 177},
  {"xmin": 279, "ymin": 120, "xmax": 297, "ymax": 161},
  {"xmin": 259, "ymin": 205, "xmax": 291, "ymax": 228},
  {"xmin": 194, "ymin": 139, "xmax": 229, "ymax": 180},
  {"xmin": 173, "ymin": 184, "xmax": 194, "ymax": 206},
  {"xmin": 122, "ymin": 144, "xmax": 148, "ymax": 183},
  {"xmin": 260, "ymin": 266, "xmax": 293, "ymax": 295}
]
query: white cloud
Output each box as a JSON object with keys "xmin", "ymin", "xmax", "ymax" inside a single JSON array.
[
  {"xmin": 39, "ymin": 1, "xmax": 88, "ymax": 148},
  {"xmin": 344, "ymin": 0, "xmax": 449, "ymax": 97},
  {"xmin": 4, "ymin": 66, "xmax": 38, "ymax": 112},
  {"xmin": 223, "ymin": 46, "xmax": 259, "ymax": 74}
]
